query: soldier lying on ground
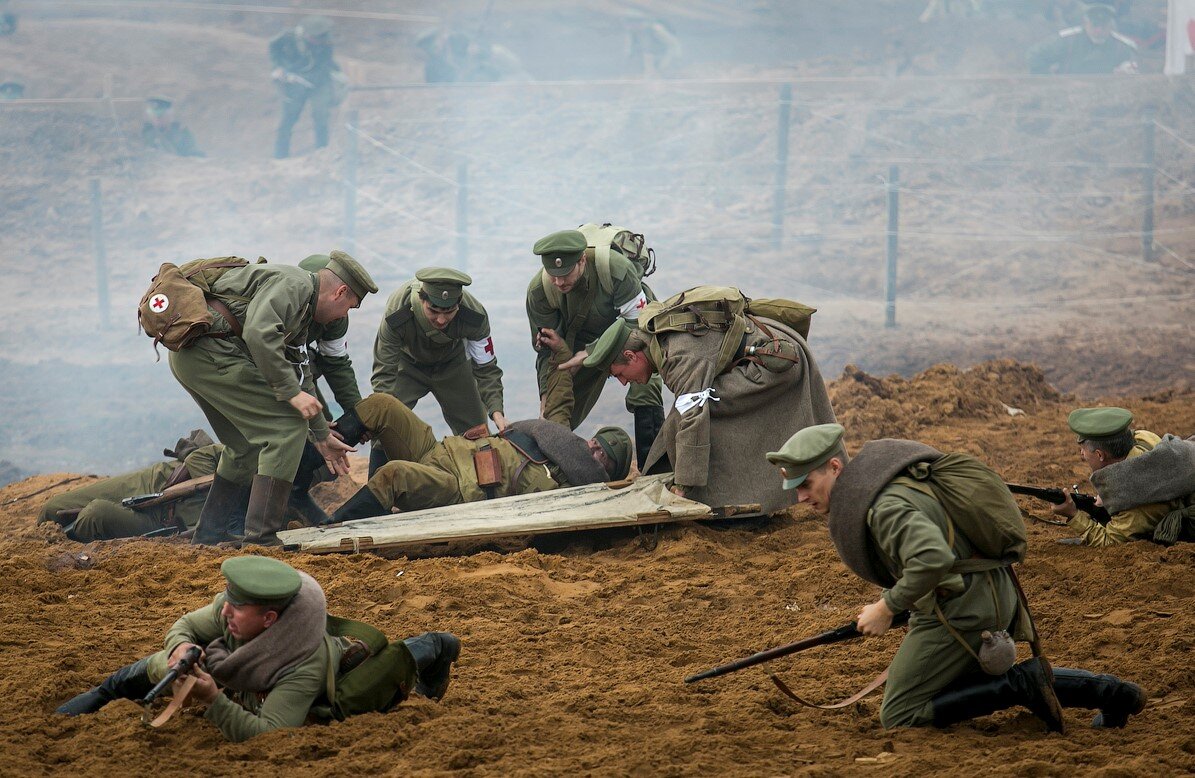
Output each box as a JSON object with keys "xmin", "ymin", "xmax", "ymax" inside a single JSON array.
[
  {"xmin": 38, "ymin": 431, "xmax": 338, "ymax": 540},
  {"xmin": 323, "ymin": 393, "xmax": 633, "ymax": 523},
  {"xmin": 768, "ymin": 423, "xmax": 1146, "ymax": 732},
  {"xmin": 57, "ymin": 557, "xmax": 461, "ymax": 742},
  {"xmin": 1053, "ymin": 407, "xmax": 1195, "ymax": 546}
]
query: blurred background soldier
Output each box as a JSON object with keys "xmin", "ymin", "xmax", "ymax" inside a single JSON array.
[
  {"xmin": 1028, "ymin": 2, "xmax": 1138, "ymax": 74},
  {"xmin": 415, "ymin": 29, "xmax": 472, "ymax": 83},
  {"xmin": 141, "ymin": 96, "xmax": 205, "ymax": 158},
  {"xmin": 0, "ymin": 80, "xmax": 23, "ymax": 101},
  {"xmin": 624, "ymin": 10, "xmax": 682, "ymax": 77},
  {"xmin": 270, "ymin": 15, "xmax": 345, "ymax": 159},
  {"xmin": 0, "ymin": 0, "xmax": 15, "ymax": 37}
]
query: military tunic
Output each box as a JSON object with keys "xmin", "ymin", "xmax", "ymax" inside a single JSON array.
[
  {"xmin": 140, "ymin": 121, "xmax": 204, "ymax": 157},
  {"xmin": 38, "ymin": 445, "xmax": 221, "ymax": 540},
  {"xmin": 354, "ymin": 394, "xmax": 561, "ymax": 511},
  {"xmin": 169, "ymin": 264, "xmax": 328, "ymax": 484},
  {"xmin": 642, "ymin": 317, "xmax": 835, "ymax": 513},
  {"xmin": 146, "ymin": 592, "xmax": 346, "ymax": 743},
  {"xmin": 867, "ymin": 480, "xmax": 1020, "ymax": 729},
  {"xmin": 1070, "ymin": 430, "xmax": 1172, "ymax": 546},
  {"xmin": 1027, "ymin": 27, "xmax": 1138, "ymax": 74},
  {"xmin": 307, "ymin": 315, "xmax": 363, "ymax": 420},
  {"xmin": 525, "ymin": 254, "xmax": 662, "ymax": 429},
  {"xmin": 270, "ymin": 29, "xmax": 339, "ymax": 156},
  {"xmin": 372, "ymin": 280, "xmax": 504, "ymax": 435}
]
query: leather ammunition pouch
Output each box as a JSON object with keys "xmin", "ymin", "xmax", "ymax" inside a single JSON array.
[
  {"xmin": 473, "ymin": 444, "xmax": 504, "ymax": 499},
  {"xmin": 462, "ymin": 423, "xmax": 490, "ymax": 441}
]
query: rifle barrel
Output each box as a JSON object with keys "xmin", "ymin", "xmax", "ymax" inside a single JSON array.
[{"xmin": 684, "ymin": 612, "xmax": 910, "ymax": 684}]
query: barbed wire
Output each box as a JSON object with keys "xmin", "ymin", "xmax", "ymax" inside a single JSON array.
[{"xmin": 1155, "ymin": 121, "xmax": 1195, "ymax": 157}]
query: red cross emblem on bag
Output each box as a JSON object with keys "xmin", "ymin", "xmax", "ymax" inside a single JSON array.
[{"xmin": 150, "ymin": 294, "xmax": 169, "ymax": 311}]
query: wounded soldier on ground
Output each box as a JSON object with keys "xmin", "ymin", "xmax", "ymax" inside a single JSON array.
[
  {"xmin": 39, "ymin": 430, "xmax": 337, "ymax": 542},
  {"xmin": 57, "ymin": 557, "xmax": 461, "ymax": 742},
  {"xmin": 1052, "ymin": 407, "xmax": 1195, "ymax": 547},
  {"xmin": 322, "ymin": 393, "xmax": 633, "ymax": 523}
]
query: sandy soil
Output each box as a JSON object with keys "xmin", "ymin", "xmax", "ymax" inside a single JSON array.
[{"xmin": 2, "ymin": 361, "xmax": 1193, "ymax": 776}]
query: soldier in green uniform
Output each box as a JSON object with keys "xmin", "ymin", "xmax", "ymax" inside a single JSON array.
[
  {"xmin": 298, "ymin": 254, "xmax": 365, "ymax": 421},
  {"xmin": 140, "ymin": 96, "xmax": 205, "ymax": 158},
  {"xmin": 578, "ymin": 302, "xmax": 833, "ymax": 514},
  {"xmin": 1052, "ymin": 407, "xmax": 1192, "ymax": 546},
  {"xmin": 37, "ymin": 432, "xmax": 220, "ymax": 541},
  {"xmin": 56, "ymin": 557, "xmax": 462, "ymax": 742},
  {"xmin": 327, "ymin": 393, "xmax": 632, "ymax": 521},
  {"xmin": 768, "ymin": 423, "xmax": 1146, "ymax": 732},
  {"xmin": 371, "ymin": 267, "xmax": 506, "ymax": 471},
  {"xmin": 1028, "ymin": 2, "xmax": 1138, "ymax": 74},
  {"xmin": 526, "ymin": 229, "xmax": 664, "ymax": 466},
  {"xmin": 270, "ymin": 15, "xmax": 345, "ymax": 159},
  {"xmin": 169, "ymin": 251, "xmax": 376, "ymax": 547}
]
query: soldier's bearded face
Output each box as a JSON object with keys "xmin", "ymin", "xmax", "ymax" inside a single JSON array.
[
  {"xmin": 421, "ymin": 299, "xmax": 459, "ymax": 330},
  {"xmin": 550, "ymin": 258, "xmax": 587, "ymax": 294}
]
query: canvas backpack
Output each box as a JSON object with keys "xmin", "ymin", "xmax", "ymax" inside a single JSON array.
[
  {"xmin": 539, "ymin": 222, "xmax": 655, "ymax": 308},
  {"xmin": 320, "ymin": 615, "xmax": 417, "ymax": 721},
  {"xmin": 638, "ymin": 285, "xmax": 817, "ymax": 376},
  {"xmin": 892, "ymin": 453, "xmax": 1028, "ymax": 570},
  {"xmin": 137, "ymin": 257, "xmax": 257, "ymax": 357}
]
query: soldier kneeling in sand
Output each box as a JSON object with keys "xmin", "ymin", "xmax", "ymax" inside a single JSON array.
[{"xmin": 767, "ymin": 423, "xmax": 1146, "ymax": 732}]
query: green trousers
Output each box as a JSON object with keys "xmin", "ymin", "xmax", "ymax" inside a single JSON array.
[
  {"xmin": 386, "ymin": 356, "xmax": 487, "ymax": 436},
  {"xmin": 169, "ymin": 339, "xmax": 308, "ymax": 483},
  {"xmin": 37, "ymin": 462, "xmax": 202, "ymax": 541},
  {"xmin": 355, "ymin": 393, "xmax": 462, "ymax": 511}
]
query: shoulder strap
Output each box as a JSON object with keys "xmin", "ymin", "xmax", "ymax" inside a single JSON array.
[
  {"xmin": 386, "ymin": 307, "xmax": 414, "ymax": 331},
  {"xmin": 539, "ymin": 270, "xmax": 563, "ymax": 309},
  {"xmin": 770, "ymin": 668, "xmax": 890, "ymax": 710},
  {"xmin": 206, "ymin": 297, "xmax": 243, "ymax": 337},
  {"xmin": 592, "ymin": 247, "xmax": 614, "ymax": 294},
  {"xmin": 456, "ymin": 306, "xmax": 485, "ymax": 328}
]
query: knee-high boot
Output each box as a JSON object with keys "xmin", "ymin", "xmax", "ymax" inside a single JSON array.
[
  {"xmin": 402, "ymin": 632, "xmax": 461, "ymax": 701},
  {"xmin": 328, "ymin": 486, "xmax": 388, "ymax": 525},
  {"xmin": 191, "ymin": 474, "xmax": 251, "ymax": 546},
  {"xmin": 56, "ymin": 658, "xmax": 153, "ymax": 715},
  {"xmin": 1052, "ymin": 668, "xmax": 1146, "ymax": 728},
  {"xmin": 241, "ymin": 475, "xmax": 293, "ymax": 547},
  {"xmin": 930, "ymin": 657, "xmax": 1065, "ymax": 733}
]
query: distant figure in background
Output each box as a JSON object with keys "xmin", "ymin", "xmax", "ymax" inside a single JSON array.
[
  {"xmin": 270, "ymin": 15, "xmax": 346, "ymax": 159},
  {"xmin": 624, "ymin": 11, "xmax": 681, "ymax": 77},
  {"xmin": 0, "ymin": 0, "xmax": 16, "ymax": 37},
  {"xmin": 416, "ymin": 29, "xmax": 471, "ymax": 83},
  {"xmin": 918, "ymin": 0, "xmax": 983, "ymax": 23},
  {"xmin": 414, "ymin": 28, "xmax": 529, "ymax": 83},
  {"xmin": 0, "ymin": 80, "xmax": 23, "ymax": 100},
  {"xmin": 141, "ymin": 96, "xmax": 205, "ymax": 158},
  {"xmin": 1028, "ymin": 2, "xmax": 1138, "ymax": 74}
]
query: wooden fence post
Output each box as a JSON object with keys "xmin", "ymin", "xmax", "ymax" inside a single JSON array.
[
  {"xmin": 1141, "ymin": 107, "xmax": 1156, "ymax": 263},
  {"xmin": 343, "ymin": 109, "xmax": 359, "ymax": 255},
  {"xmin": 885, "ymin": 166, "xmax": 899, "ymax": 329},
  {"xmin": 771, "ymin": 83, "xmax": 793, "ymax": 250},
  {"xmin": 89, "ymin": 178, "xmax": 110, "ymax": 329},
  {"xmin": 456, "ymin": 162, "xmax": 468, "ymax": 271}
]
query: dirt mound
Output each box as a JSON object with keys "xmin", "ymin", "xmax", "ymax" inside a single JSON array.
[
  {"xmin": 829, "ymin": 358, "xmax": 1064, "ymax": 442},
  {"xmin": 1, "ymin": 367, "xmax": 1193, "ymax": 776}
]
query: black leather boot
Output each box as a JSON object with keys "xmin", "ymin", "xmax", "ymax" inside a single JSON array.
[
  {"xmin": 288, "ymin": 489, "xmax": 329, "ymax": 526},
  {"xmin": 633, "ymin": 405, "xmax": 665, "ymax": 471},
  {"xmin": 368, "ymin": 445, "xmax": 389, "ymax": 478},
  {"xmin": 328, "ymin": 486, "xmax": 388, "ymax": 525},
  {"xmin": 288, "ymin": 443, "xmax": 330, "ymax": 526},
  {"xmin": 931, "ymin": 657, "xmax": 1065, "ymax": 733},
  {"xmin": 56, "ymin": 658, "xmax": 152, "ymax": 715},
  {"xmin": 242, "ymin": 475, "xmax": 293, "ymax": 547},
  {"xmin": 332, "ymin": 407, "xmax": 367, "ymax": 447},
  {"xmin": 1052, "ymin": 668, "xmax": 1146, "ymax": 728},
  {"xmin": 191, "ymin": 475, "xmax": 251, "ymax": 546},
  {"xmin": 402, "ymin": 632, "xmax": 461, "ymax": 701}
]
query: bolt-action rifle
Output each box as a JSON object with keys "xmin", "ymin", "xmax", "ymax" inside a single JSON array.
[
  {"xmin": 141, "ymin": 645, "xmax": 202, "ymax": 710},
  {"xmin": 685, "ymin": 611, "xmax": 911, "ymax": 684},
  {"xmin": 1005, "ymin": 483, "xmax": 1111, "ymax": 526}
]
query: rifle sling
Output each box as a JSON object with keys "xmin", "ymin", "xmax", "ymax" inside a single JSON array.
[
  {"xmin": 769, "ymin": 668, "xmax": 890, "ymax": 710},
  {"xmin": 146, "ymin": 675, "xmax": 197, "ymax": 728}
]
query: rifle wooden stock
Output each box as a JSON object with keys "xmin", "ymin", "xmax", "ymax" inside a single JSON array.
[
  {"xmin": 1005, "ymin": 482, "xmax": 1111, "ymax": 525},
  {"xmin": 141, "ymin": 645, "xmax": 202, "ymax": 706},
  {"xmin": 122, "ymin": 474, "xmax": 215, "ymax": 511},
  {"xmin": 684, "ymin": 611, "xmax": 911, "ymax": 684}
]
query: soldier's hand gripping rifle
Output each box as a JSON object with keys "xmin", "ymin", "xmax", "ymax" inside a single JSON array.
[
  {"xmin": 1005, "ymin": 483, "xmax": 1112, "ymax": 526},
  {"xmin": 684, "ymin": 611, "xmax": 911, "ymax": 684},
  {"xmin": 139, "ymin": 645, "xmax": 202, "ymax": 725}
]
